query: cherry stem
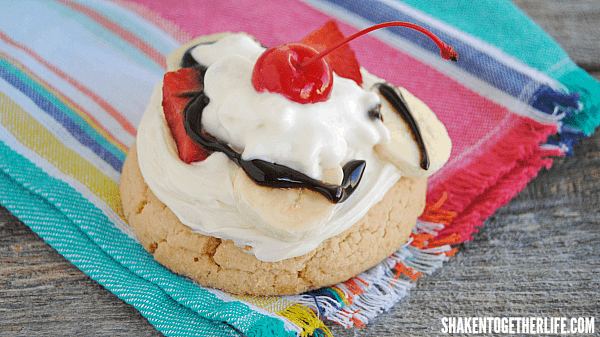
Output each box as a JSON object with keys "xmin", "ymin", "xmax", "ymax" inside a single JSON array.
[{"xmin": 298, "ymin": 21, "xmax": 459, "ymax": 69}]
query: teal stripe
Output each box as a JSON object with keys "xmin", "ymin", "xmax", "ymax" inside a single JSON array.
[
  {"xmin": 0, "ymin": 142, "xmax": 235, "ymax": 337},
  {"xmin": 0, "ymin": 140, "xmax": 293, "ymax": 337},
  {"xmin": 69, "ymin": 0, "xmax": 179, "ymax": 56},
  {"xmin": 0, "ymin": 56, "xmax": 126, "ymax": 162},
  {"xmin": 558, "ymin": 66, "xmax": 600, "ymax": 135},
  {"xmin": 25, "ymin": 0, "xmax": 164, "ymax": 74},
  {"xmin": 396, "ymin": 0, "xmax": 600, "ymax": 135},
  {"xmin": 395, "ymin": 0, "xmax": 569, "ymax": 72}
]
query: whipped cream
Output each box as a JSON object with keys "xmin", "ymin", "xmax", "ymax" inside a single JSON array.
[
  {"xmin": 136, "ymin": 34, "xmax": 404, "ymax": 261},
  {"xmin": 199, "ymin": 35, "xmax": 389, "ymax": 180}
]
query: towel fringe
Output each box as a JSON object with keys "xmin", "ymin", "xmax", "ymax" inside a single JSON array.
[
  {"xmin": 276, "ymin": 303, "xmax": 333, "ymax": 337},
  {"xmin": 318, "ymin": 240, "xmax": 455, "ymax": 329},
  {"xmin": 557, "ymin": 68, "xmax": 600, "ymax": 135},
  {"xmin": 428, "ymin": 116, "xmax": 561, "ymax": 243},
  {"xmin": 281, "ymin": 197, "xmax": 458, "ymax": 332},
  {"xmin": 530, "ymin": 85, "xmax": 581, "ymax": 122}
]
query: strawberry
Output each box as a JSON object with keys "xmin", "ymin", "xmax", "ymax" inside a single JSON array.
[
  {"xmin": 162, "ymin": 68, "xmax": 210, "ymax": 163},
  {"xmin": 301, "ymin": 20, "xmax": 363, "ymax": 86}
]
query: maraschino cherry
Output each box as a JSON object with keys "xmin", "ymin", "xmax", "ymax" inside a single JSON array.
[
  {"xmin": 251, "ymin": 21, "xmax": 458, "ymax": 104},
  {"xmin": 251, "ymin": 43, "xmax": 333, "ymax": 104}
]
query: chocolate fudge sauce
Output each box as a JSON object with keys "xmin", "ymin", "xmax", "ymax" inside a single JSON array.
[
  {"xmin": 180, "ymin": 47, "xmax": 365, "ymax": 203},
  {"xmin": 375, "ymin": 83, "xmax": 430, "ymax": 171}
]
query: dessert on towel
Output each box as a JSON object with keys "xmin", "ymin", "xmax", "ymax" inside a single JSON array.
[{"xmin": 119, "ymin": 21, "xmax": 455, "ymax": 295}]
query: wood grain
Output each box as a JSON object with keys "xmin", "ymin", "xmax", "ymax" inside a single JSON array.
[
  {"xmin": 512, "ymin": 0, "xmax": 600, "ymax": 73},
  {"xmin": 0, "ymin": 210, "xmax": 160, "ymax": 336},
  {"xmin": 329, "ymin": 132, "xmax": 600, "ymax": 336},
  {"xmin": 1, "ymin": 1, "xmax": 599, "ymax": 336}
]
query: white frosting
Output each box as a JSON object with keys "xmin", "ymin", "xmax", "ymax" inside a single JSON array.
[
  {"xmin": 199, "ymin": 35, "xmax": 389, "ymax": 180},
  {"xmin": 136, "ymin": 34, "xmax": 404, "ymax": 262}
]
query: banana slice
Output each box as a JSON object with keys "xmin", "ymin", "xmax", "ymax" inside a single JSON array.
[
  {"xmin": 372, "ymin": 82, "xmax": 451, "ymax": 178},
  {"xmin": 166, "ymin": 33, "xmax": 230, "ymax": 71},
  {"xmin": 166, "ymin": 32, "xmax": 261, "ymax": 71},
  {"xmin": 233, "ymin": 167, "xmax": 340, "ymax": 242}
]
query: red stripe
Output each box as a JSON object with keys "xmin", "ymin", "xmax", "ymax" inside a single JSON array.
[
  {"xmin": 56, "ymin": 0, "xmax": 167, "ymax": 70},
  {"xmin": 0, "ymin": 39, "xmax": 130, "ymax": 152},
  {"xmin": 105, "ymin": 0, "xmax": 191, "ymax": 44},
  {"xmin": 427, "ymin": 116, "xmax": 560, "ymax": 242},
  {"xmin": 0, "ymin": 29, "xmax": 136, "ymax": 137}
]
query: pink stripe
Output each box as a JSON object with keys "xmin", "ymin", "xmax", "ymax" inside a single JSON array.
[
  {"xmin": 123, "ymin": 0, "xmax": 561, "ymax": 244},
  {"xmin": 127, "ymin": 0, "xmax": 335, "ymax": 46},
  {"xmin": 123, "ymin": 0, "xmax": 512, "ymax": 163},
  {"xmin": 106, "ymin": 0, "xmax": 191, "ymax": 44}
]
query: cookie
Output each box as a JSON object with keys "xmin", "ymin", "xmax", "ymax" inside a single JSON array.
[{"xmin": 120, "ymin": 142, "xmax": 427, "ymax": 295}]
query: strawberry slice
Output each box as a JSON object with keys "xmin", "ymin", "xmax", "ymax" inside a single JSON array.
[
  {"xmin": 162, "ymin": 68, "xmax": 210, "ymax": 163},
  {"xmin": 301, "ymin": 20, "xmax": 363, "ymax": 86}
]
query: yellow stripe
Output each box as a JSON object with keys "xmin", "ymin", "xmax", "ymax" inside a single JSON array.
[
  {"xmin": 328, "ymin": 286, "xmax": 350, "ymax": 306},
  {"xmin": 232, "ymin": 294, "xmax": 331, "ymax": 337},
  {"xmin": 232, "ymin": 294, "xmax": 293, "ymax": 312},
  {"xmin": 277, "ymin": 304, "xmax": 332, "ymax": 337},
  {"xmin": 0, "ymin": 91, "xmax": 124, "ymax": 218}
]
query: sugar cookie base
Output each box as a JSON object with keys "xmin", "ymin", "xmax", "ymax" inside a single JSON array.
[{"xmin": 120, "ymin": 142, "xmax": 426, "ymax": 295}]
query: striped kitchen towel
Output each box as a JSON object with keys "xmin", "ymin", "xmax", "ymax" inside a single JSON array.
[{"xmin": 1, "ymin": 0, "xmax": 598, "ymax": 336}]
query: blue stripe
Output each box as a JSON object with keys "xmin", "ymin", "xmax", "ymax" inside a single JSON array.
[
  {"xmin": 0, "ymin": 59, "xmax": 123, "ymax": 172},
  {"xmin": 320, "ymin": 0, "xmax": 557, "ymax": 105}
]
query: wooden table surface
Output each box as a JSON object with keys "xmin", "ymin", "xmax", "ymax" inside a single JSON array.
[{"xmin": 1, "ymin": 1, "xmax": 599, "ymax": 336}]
